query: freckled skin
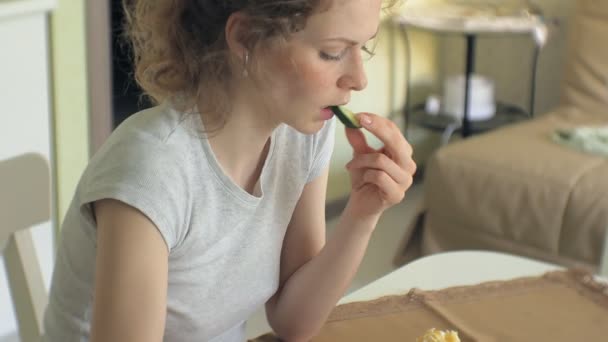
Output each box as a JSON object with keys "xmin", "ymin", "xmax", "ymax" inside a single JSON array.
[{"xmin": 249, "ymin": 0, "xmax": 380, "ymax": 135}]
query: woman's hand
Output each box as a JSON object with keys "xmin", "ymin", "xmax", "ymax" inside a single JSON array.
[{"xmin": 344, "ymin": 113, "xmax": 417, "ymax": 221}]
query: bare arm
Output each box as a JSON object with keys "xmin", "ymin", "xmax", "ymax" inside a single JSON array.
[
  {"xmin": 265, "ymin": 168, "xmax": 379, "ymax": 341},
  {"xmin": 90, "ymin": 199, "xmax": 169, "ymax": 342},
  {"xmin": 266, "ymin": 114, "xmax": 416, "ymax": 341}
]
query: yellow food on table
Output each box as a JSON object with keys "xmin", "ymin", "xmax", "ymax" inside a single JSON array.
[{"xmin": 417, "ymin": 328, "xmax": 461, "ymax": 342}]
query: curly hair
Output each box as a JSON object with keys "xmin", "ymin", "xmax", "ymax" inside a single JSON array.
[{"xmin": 123, "ymin": 0, "xmax": 398, "ymax": 128}]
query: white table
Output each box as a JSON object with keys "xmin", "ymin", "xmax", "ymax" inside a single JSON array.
[
  {"xmin": 250, "ymin": 251, "xmax": 608, "ymax": 338},
  {"xmin": 340, "ymin": 250, "xmax": 569, "ymax": 304}
]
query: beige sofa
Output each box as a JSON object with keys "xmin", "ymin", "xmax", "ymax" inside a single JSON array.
[{"xmin": 419, "ymin": 0, "xmax": 608, "ymax": 272}]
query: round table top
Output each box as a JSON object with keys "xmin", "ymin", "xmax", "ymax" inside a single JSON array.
[
  {"xmin": 340, "ymin": 250, "xmax": 608, "ymax": 304},
  {"xmin": 393, "ymin": 1, "xmax": 549, "ymax": 45}
]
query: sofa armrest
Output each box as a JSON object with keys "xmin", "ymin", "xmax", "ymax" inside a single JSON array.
[{"xmin": 601, "ymin": 226, "xmax": 608, "ymax": 277}]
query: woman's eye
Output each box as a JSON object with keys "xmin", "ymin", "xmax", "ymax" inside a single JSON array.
[
  {"xmin": 320, "ymin": 45, "xmax": 377, "ymax": 62},
  {"xmin": 319, "ymin": 50, "xmax": 346, "ymax": 61}
]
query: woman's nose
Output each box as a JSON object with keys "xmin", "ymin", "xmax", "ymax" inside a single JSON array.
[{"xmin": 338, "ymin": 53, "xmax": 368, "ymax": 91}]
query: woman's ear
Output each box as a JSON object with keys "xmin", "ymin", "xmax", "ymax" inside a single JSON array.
[{"xmin": 225, "ymin": 11, "xmax": 251, "ymax": 61}]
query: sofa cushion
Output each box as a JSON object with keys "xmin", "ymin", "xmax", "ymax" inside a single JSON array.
[
  {"xmin": 560, "ymin": 0, "xmax": 608, "ymax": 116},
  {"xmin": 422, "ymin": 108, "xmax": 608, "ymax": 268}
]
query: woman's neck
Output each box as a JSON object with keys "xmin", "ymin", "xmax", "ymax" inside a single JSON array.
[{"xmin": 201, "ymin": 93, "xmax": 277, "ymax": 193}]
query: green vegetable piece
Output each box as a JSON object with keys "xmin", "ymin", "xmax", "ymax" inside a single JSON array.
[{"xmin": 330, "ymin": 106, "xmax": 361, "ymax": 129}]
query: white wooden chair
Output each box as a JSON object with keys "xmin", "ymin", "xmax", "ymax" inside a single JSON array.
[{"xmin": 1, "ymin": 153, "xmax": 51, "ymax": 342}]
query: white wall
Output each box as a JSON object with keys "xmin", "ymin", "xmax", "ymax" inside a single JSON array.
[{"xmin": 0, "ymin": 1, "xmax": 56, "ymax": 340}]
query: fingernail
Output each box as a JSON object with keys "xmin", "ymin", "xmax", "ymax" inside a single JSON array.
[{"xmin": 360, "ymin": 114, "xmax": 372, "ymax": 126}]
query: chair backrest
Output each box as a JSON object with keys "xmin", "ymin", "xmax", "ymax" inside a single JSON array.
[
  {"xmin": 0, "ymin": 153, "xmax": 51, "ymax": 342},
  {"xmin": 560, "ymin": 0, "xmax": 608, "ymax": 116}
]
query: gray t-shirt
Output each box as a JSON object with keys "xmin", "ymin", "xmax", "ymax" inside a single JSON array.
[{"xmin": 43, "ymin": 104, "xmax": 336, "ymax": 341}]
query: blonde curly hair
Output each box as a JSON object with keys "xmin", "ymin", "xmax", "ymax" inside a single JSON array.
[{"xmin": 123, "ymin": 0, "xmax": 397, "ymax": 128}]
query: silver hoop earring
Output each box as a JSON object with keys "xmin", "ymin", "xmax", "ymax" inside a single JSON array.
[{"xmin": 242, "ymin": 51, "xmax": 250, "ymax": 78}]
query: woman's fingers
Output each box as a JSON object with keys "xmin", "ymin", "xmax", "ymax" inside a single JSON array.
[
  {"xmin": 378, "ymin": 146, "xmax": 418, "ymax": 176},
  {"xmin": 345, "ymin": 112, "xmax": 417, "ymax": 207},
  {"xmin": 346, "ymin": 153, "xmax": 410, "ymax": 186},
  {"xmin": 356, "ymin": 113, "xmax": 413, "ymax": 169},
  {"xmin": 345, "ymin": 127, "xmax": 375, "ymax": 155},
  {"xmin": 360, "ymin": 169, "xmax": 408, "ymax": 205}
]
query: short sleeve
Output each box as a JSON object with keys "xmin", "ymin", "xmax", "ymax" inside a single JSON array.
[
  {"xmin": 79, "ymin": 133, "xmax": 191, "ymax": 252},
  {"xmin": 307, "ymin": 117, "xmax": 336, "ymax": 182}
]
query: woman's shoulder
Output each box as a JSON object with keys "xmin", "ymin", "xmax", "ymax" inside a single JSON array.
[
  {"xmin": 112, "ymin": 104, "xmax": 195, "ymax": 146},
  {"xmin": 80, "ymin": 105, "xmax": 199, "ymax": 187},
  {"xmin": 97, "ymin": 104, "xmax": 198, "ymax": 159}
]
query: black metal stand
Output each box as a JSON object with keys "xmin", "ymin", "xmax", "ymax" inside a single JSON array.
[
  {"xmin": 462, "ymin": 35, "xmax": 475, "ymax": 137},
  {"xmin": 400, "ymin": 25, "xmax": 543, "ymax": 142}
]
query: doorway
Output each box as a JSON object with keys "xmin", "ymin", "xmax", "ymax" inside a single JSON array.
[
  {"xmin": 87, "ymin": 0, "xmax": 152, "ymax": 154},
  {"xmin": 110, "ymin": 0, "xmax": 152, "ymax": 127}
]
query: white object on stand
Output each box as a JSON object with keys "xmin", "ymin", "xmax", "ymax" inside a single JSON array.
[
  {"xmin": 425, "ymin": 95, "xmax": 442, "ymax": 115},
  {"xmin": 443, "ymin": 74, "xmax": 496, "ymax": 121}
]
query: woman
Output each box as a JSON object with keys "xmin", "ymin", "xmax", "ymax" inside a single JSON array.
[{"xmin": 43, "ymin": 0, "xmax": 416, "ymax": 341}]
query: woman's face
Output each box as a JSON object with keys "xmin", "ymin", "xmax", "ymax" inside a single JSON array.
[{"xmin": 255, "ymin": 0, "xmax": 383, "ymax": 134}]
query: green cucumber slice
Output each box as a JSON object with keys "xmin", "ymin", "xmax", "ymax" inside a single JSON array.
[{"xmin": 330, "ymin": 106, "xmax": 361, "ymax": 129}]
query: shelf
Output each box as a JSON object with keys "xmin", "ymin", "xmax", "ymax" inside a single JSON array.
[
  {"xmin": 410, "ymin": 102, "xmax": 530, "ymax": 134},
  {"xmin": 394, "ymin": 1, "xmax": 547, "ymax": 37}
]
